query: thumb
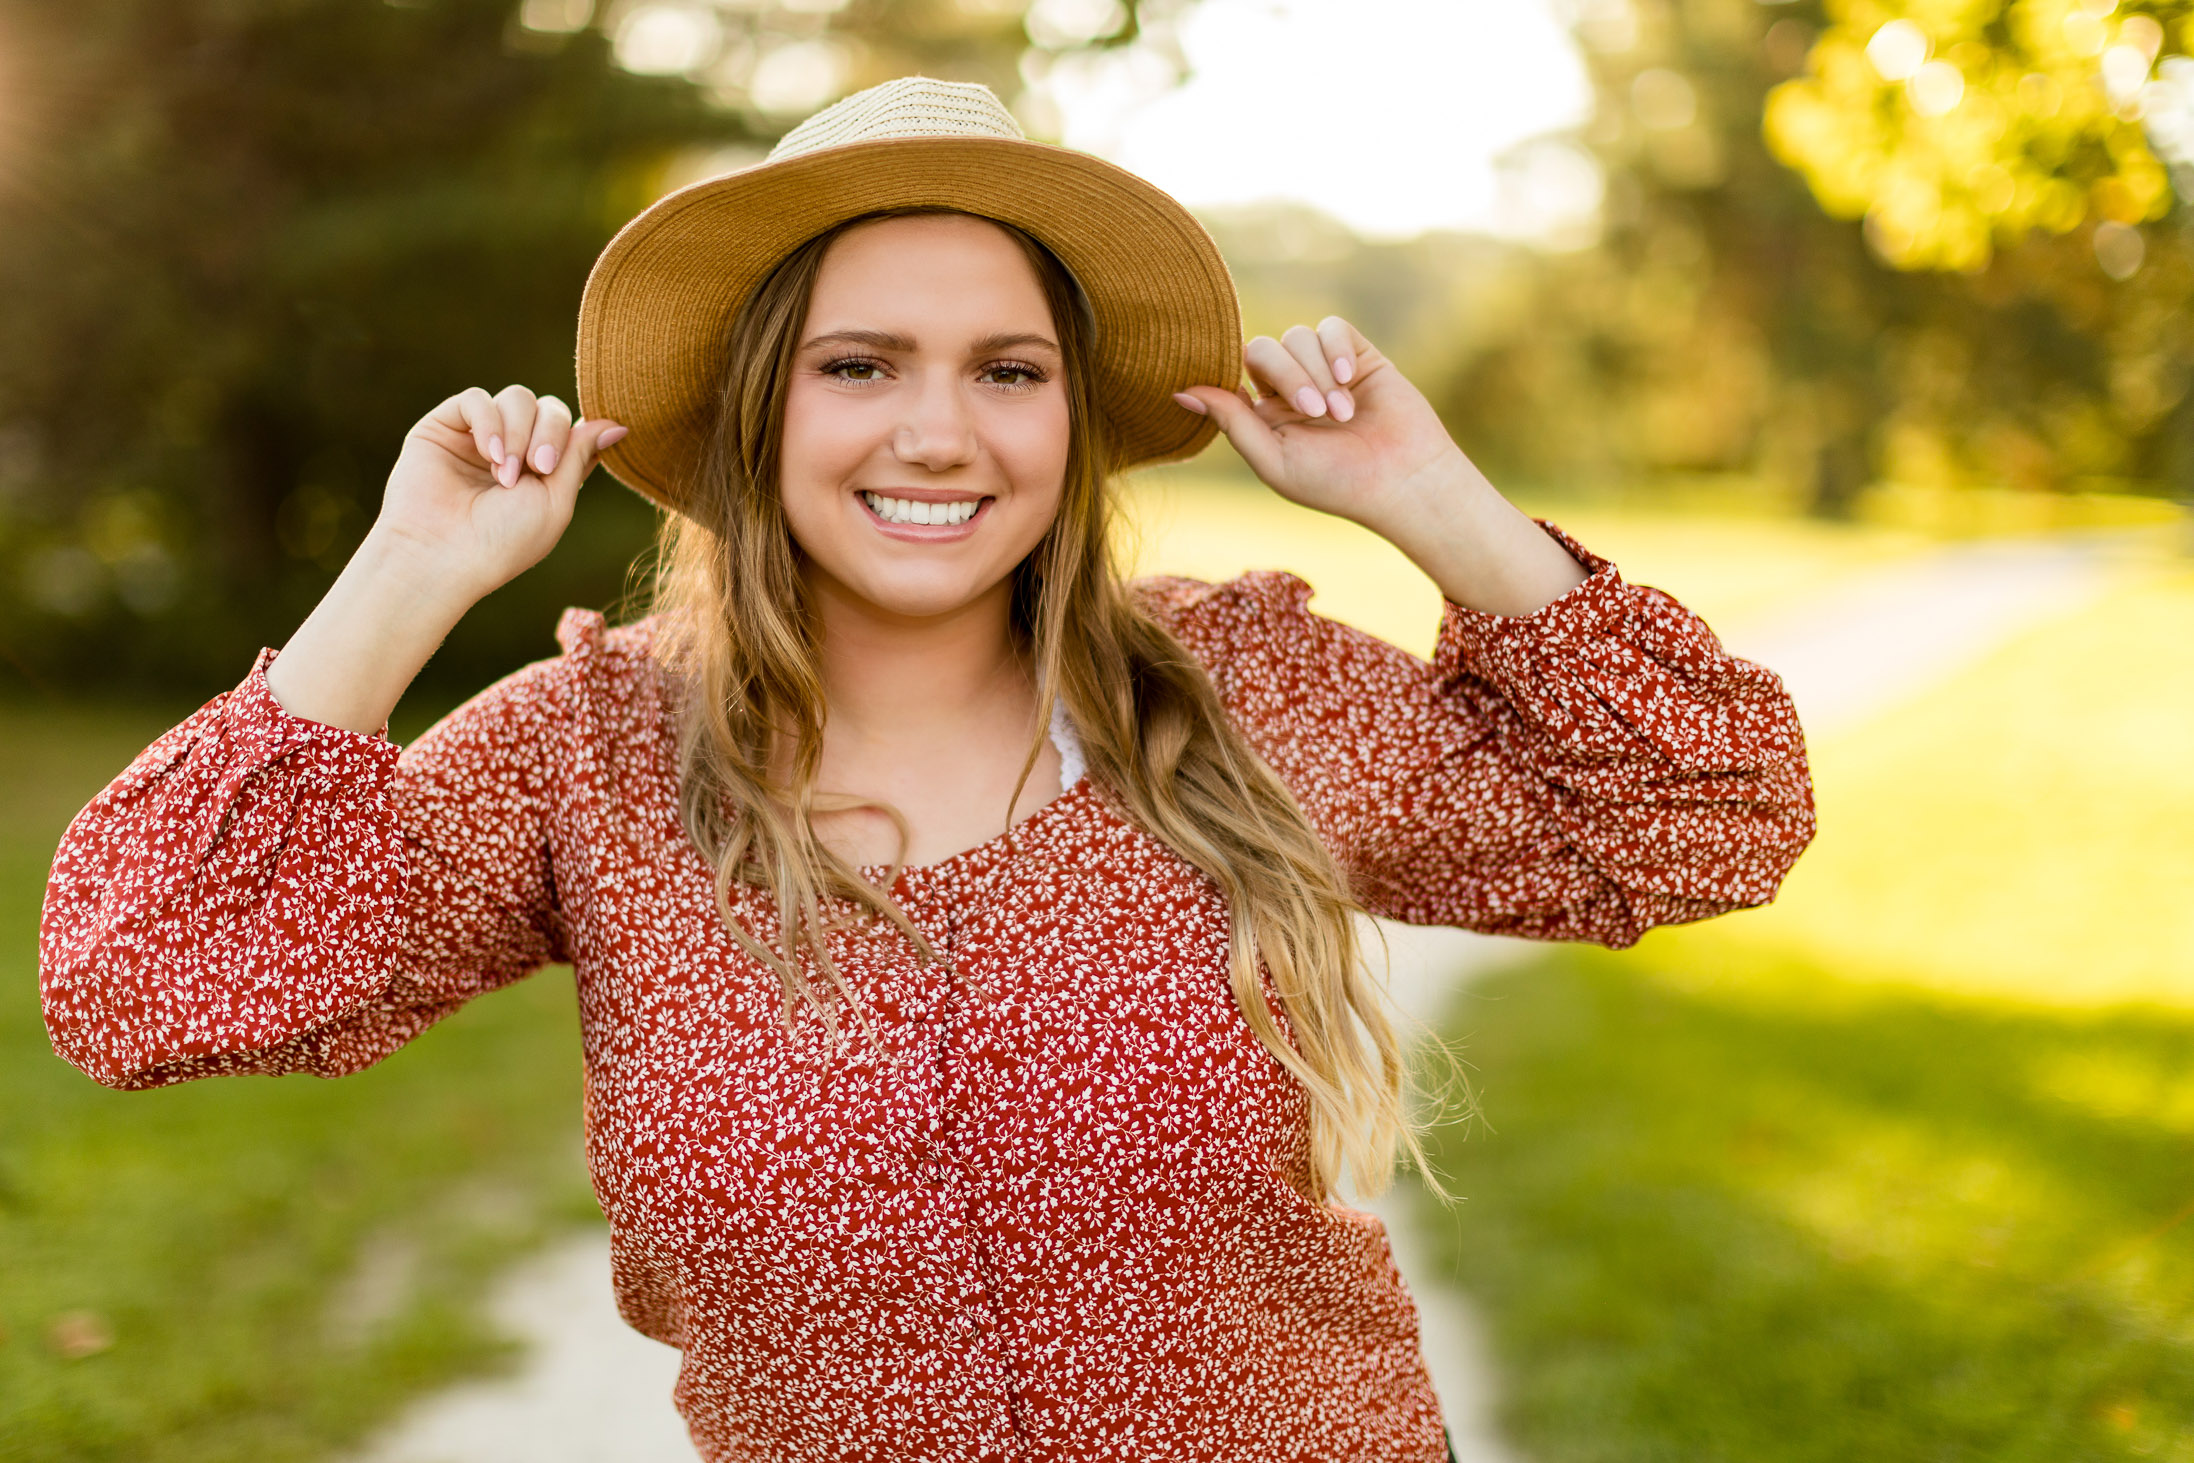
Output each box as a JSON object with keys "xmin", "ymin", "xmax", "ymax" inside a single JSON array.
[
  {"xmin": 1173, "ymin": 388, "xmax": 1284, "ymax": 482},
  {"xmin": 544, "ymin": 417, "xmax": 629, "ymax": 512}
]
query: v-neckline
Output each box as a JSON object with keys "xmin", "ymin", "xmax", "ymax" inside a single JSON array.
[{"xmin": 858, "ymin": 770, "xmax": 1094, "ymax": 886}]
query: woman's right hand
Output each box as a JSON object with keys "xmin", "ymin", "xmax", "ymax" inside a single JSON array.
[
  {"xmin": 379, "ymin": 385, "xmax": 628, "ymax": 601},
  {"xmin": 264, "ymin": 388, "xmax": 627, "ymax": 735}
]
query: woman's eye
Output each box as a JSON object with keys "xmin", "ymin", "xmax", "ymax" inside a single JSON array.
[
  {"xmin": 983, "ymin": 364, "xmax": 1045, "ymax": 388},
  {"xmin": 825, "ymin": 358, "xmax": 884, "ymax": 381}
]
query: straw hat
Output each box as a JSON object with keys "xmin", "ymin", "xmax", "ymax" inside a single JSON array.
[{"xmin": 575, "ymin": 76, "xmax": 1242, "ymax": 514}]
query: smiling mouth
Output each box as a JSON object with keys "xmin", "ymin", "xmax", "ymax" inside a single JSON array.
[{"xmin": 859, "ymin": 491, "xmax": 986, "ymax": 527}]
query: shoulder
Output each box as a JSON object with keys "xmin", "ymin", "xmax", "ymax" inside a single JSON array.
[
  {"xmin": 543, "ymin": 608, "xmax": 672, "ymax": 739},
  {"xmin": 1128, "ymin": 569, "xmax": 1316, "ymax": 644},
  {"xmin": 1125, "ymin": 571, "xmax": 1383, "ymax": 713},
  {"xmin": 552, "ymin": 607, "xmax": 660, "ymax": 683},
  {"xmin": 405, "ymin": 609, "xmax": 667, "ymax": 761}
]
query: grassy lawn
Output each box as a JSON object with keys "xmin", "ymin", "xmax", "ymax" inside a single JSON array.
[
  {"xmin": 1410, "ymin": 549, "xmax": 2194, "ymax": 1460},
  {"xmin": 1668, "ymin": 556, "xmax": 2194, "ymax": 1007},
  {"xmin": 0, "ymin": 700, "xmax": 599, "ymax": 1463},
  {"xmin": 1422, "ymin": 946, "xmax": 2194, "ymax": 1463}
]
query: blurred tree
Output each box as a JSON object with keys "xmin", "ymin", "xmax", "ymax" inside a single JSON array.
[
  {"xmin": 1439, "ymin": 0, "xmax": 2194, "ymax": 513},
  {"xmin": 0, "ymin": 0, "xmax": 1150, "ymax": 699},
  {"xmin": 1766, "ymin": 0, "xmax": 2189, "ymax": 272}
]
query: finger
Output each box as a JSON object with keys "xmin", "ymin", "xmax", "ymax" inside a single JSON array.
[
  {"xmin": 1279, "ymin": 325, "xmax": 1338, "ymax": 394},
  {"xmin": 541, "ymin": 417, "xmax": 628, "ymax": 514},
  {"xmin": 1282, "ymin": 324, "xmax": 1353, "ymax": 423},
  {"xmin": 1174, "ymin": 388, "xmax": 1283, "ymax": 481},
  {"xmin": 1318, "ymin": 316, "xmax": 1372, "ymax": 386},
  {"xmin": 429, "ymin": 387, "xmax": 505, "ymax": 476},
  {"xmin": 491, "ymin": 384, "xmax": 541, "ymax": 488},
  {"xmin": 1244, "ymin": 335, "xmax": 1326, "ymax": 419},
  {"xmin": 523, "ymin": 394, "xmax": 575, "ymax": 480}
]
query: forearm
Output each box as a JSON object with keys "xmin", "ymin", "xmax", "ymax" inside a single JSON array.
[
  {"xmin": 265, "ymin": 526, "xmax": 481, "ymax": 734},
  {"xmin": 1367, "ymin": 448, "xmax": 1589, "ymax": 618}
]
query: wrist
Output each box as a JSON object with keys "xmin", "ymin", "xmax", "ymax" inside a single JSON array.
[
  {"xmin": 354, "ymin": 521, "xmax": 493, "ymax": 623},
  {"xmin": 1364, "ymin": 449, "xmax": 1588, "ymax": 617},
  {"xmin": 1355, "ymin": 445, "xmax": 1493, "ymax": 560},
  {"xmin": 263, "ymin": 526, "xmax": 480, "ymax": 733}
]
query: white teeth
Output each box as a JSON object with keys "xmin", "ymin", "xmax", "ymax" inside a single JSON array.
[{"xmin": 861, "ymin": 492, "xmax": 978, "ymax": 526}]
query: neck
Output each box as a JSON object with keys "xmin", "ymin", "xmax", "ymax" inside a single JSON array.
[{"xmin": 807, "ymin": 572, "xmax": 1033, "ymax": 750}]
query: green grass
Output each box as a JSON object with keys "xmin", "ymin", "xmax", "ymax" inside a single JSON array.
[
  {"xmin": 1404, "ymin": 545, "xmax": 2194, "ymax": 1460},
  {"xmin": 0, "ymin": 699, "xmax": 599, "ymax": 1463},
  {"xmin": 1668, "ymin": 557, "xmax": 2194, "ymax": 1008},
  {"xmin": 1417, "ymin": 945, "xmax": 2194, "ymax": 1463}
]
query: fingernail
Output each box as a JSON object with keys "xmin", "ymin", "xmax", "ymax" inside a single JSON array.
[
  {"xmin": 497, "ymin": 455, "xmax": 518, "ymax": 486},
  {"xmin": 1333, "ymin": 355, "xmax": 1354, "ymax": 384},
  {"xmin": 1328, "ymin": 389, "xmax": 1354, "ymax": 422},
  {"xmin": 597, "ymin": 424, "xmax": 629, "ymax": 448},
  {"xmin": 533, "ymin": 443, "xmax": 558, "ymax": 474},
  {"xmin": 488, "ymin": 435, "xmax": 505, "ymax": 465},
  {"xmin": 1172, "ymin": 392, "xmax": 1208, "ymax": 416},
  {"xmin": 1294, "ymin": 387, "xmax": 1326, "ymax": 418}
]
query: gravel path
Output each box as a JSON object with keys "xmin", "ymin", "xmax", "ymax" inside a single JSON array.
[{"xmin": 348, "ymin": 532, "xmax": 2119, "ymax": 1463}]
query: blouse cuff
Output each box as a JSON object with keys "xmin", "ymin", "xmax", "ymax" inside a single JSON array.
[
  {"xmin": 1431, "ymin": 520, "xmax": 1632, "ymax": 680},
  {"xmin": 1428, "ymin": 518, "xmax": 1805, "ymax": 772},
  {"xmin": 214, "ymin": 648, "xmax": 402, "ymax": 795}
]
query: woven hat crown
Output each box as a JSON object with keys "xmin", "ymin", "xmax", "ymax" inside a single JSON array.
[{"xmin": 767, "ymin": 77, "xmax": 1026, "ymax": 161}]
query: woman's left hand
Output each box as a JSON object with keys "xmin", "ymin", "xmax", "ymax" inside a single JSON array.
[
  {"xmin": 1172, "ymin": 317, "xmax": 1465, "ymax": 539},
  {"xmin": 1174, "ymin": 316, "xmax": 1591, "ymax": 617}
]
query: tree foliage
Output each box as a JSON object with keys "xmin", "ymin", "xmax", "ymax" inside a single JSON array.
[
  {"xmin": 0, "ymin": 0, "xmax": 1135, "ymax": 698},
  {"xmin": 1436, "ymin": 0, "xmax": 2194, "ymax": 511},
  {"xmin": 1767, "ymin": 0, "xmax": 2188, "ymax": 271}
]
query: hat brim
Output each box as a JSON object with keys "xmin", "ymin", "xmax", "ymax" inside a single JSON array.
[{"xmin": 576, "ymin": 135, "xmax": 1242, "ymax": 515}]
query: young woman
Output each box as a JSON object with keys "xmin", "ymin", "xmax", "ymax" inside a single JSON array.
[{"xmin": 40, "ymin": 78, "xmax": 1814, "ymax": 1462}]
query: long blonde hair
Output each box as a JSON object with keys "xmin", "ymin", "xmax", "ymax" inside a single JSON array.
[{"xmin": 647, "ymin": 210, "xmax": 1422, "ymax": 1200}]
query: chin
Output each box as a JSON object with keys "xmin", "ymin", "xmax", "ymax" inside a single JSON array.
[{"xmin": 838, "ymin": 559, "xmax": 1012, "ymax": 621}]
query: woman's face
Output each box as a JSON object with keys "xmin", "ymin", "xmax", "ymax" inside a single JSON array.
[{"xmin": 779, "ymin": 213, "xmax": 1072, "ymax": 624}]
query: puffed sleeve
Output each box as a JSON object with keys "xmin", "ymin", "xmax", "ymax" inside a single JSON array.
[
  {"xmin": 1135, "ymin": 521, "xmax": 1816, "ymax": 946},
  {"xmin": 38, "ymin": 633, "xmax": 583, "ymax": 1090}
]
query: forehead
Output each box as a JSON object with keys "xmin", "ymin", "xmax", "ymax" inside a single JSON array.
[{"xmin": 805, "ymin": 214, "xmax": 1053, "ymax": 332}]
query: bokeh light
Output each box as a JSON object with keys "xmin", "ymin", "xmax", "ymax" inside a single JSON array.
[{"xmin": 1044, "ymin": 0, "xmax": 1595, "ymax": 241}]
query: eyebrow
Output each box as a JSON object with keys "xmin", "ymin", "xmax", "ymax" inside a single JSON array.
[{"xmin": 798, "ymin": 328, "xmax": 1062, "ymax": 356}]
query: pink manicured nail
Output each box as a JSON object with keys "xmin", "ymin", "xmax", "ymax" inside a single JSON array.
[
  {"xmin": 1327, "ymin": 389, "xmax": 1354, "ymax": 422},
  {"xmin": 1333, "ymin": 355, "xmax": 1354, "ymax": 384},
  {"xmin": 1172, "ymin": 392, "xmax": 1208, "ymax": 416},
  {"xmin": 597, "ymin": 424, "xmax": 629, "ymax": 448},
  {"xmin": 1294, "ymin": 386, "xmax": 1326, "ymax": 417},
  {"xmin": 497, "ymin": 455, "xmax": 519, "ymax": 487},
  {"xmin": 488, "ymin": 435, "xmax": 505, "ymax": 465},
  {"xmin": 533, "ymin": 442, "xmax": 558, "ymax": 474}
]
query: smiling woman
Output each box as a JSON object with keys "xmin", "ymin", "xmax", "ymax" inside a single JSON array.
[{"xmin": 38, "ymin": 76, "xmax": 1814, "ymax": 1462}]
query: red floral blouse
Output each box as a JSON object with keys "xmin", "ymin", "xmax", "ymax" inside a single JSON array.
[{"xmin": 40, "ymin": 524, "xmax": 1814, "ymax": 1462}]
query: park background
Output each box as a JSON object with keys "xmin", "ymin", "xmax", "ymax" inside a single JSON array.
[{"xmin": 3, "ymin": 0, "xmax": 2193, "ymax": 1458}]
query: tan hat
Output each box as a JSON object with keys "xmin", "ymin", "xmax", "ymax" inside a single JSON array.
[{"xmin": 575, "ymin": 76, "xmax": 1242, "ymax": 513}]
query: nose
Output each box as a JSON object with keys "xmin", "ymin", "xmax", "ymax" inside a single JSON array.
[{"xmin": 891, "ymin": 370, "xmax": 978, "ymax": 473}]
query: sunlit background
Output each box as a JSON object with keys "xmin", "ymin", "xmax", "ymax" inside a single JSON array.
[{"xmin": 5, "ymin": 0, "xmax": 2194, "ymax": 1458}]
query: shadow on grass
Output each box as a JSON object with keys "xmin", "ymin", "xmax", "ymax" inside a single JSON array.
[
  {"xmin": 1415, "ymin": 945, "xmax": 2194, "ymax": 1463},
  {"xmin": 0, "ymin": 701, "xmax": 597, "ymax": 1463}
]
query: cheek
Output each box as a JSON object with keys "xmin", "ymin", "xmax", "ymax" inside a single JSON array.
[
  {"xmin": 779, "ymin": 379, "xmax": 871, "ymax": 488},
  {"xmin": 777, "ymin": 381, "xmax": 871, "ymax": 546},
  {"xmin": 990, "ymin": 395, "xmax": 1073, "ymax": 503}
]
